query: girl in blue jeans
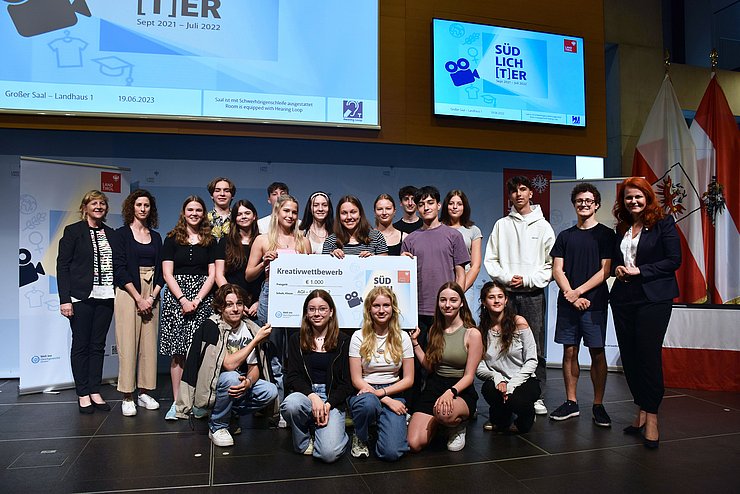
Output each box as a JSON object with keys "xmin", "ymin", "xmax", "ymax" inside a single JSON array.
[
  {"xmin": 280, "ymin": 290, "xmax": 352, "ymax": 463},
  {"xmin": 349, "ymin": 286, "xmax": 414, "ymax": 461}
]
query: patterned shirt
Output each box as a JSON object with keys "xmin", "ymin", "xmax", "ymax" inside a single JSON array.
[
  {"xmin": 89, "ymin": 227, "xmax": 114, "ymax": 299},
  {"xmin": 208, "ymin": 209, "xmax": 231, "ymax": 239}
]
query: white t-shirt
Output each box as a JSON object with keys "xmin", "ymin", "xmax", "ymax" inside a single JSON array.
[
  {"xmin": 226, "ymin": 321, "xmax": 258, "ymax": 366},
  {"xmin": 349, "ymin": 330, "xmax": 413, "ymax": 385}
]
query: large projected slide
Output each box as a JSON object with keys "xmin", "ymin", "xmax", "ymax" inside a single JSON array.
[
  {"xmin": 0, "ymin": 0, "xmax": 379, "ymax": 127},
  {"xmin": 433, "ymin": 19, "xmax": 586, "ymax": 127}
]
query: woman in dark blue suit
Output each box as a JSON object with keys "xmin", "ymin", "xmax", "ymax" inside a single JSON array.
[
  {"xmin": 57, "ymin": 190, "xmax": 117, "ymax": 413},
  {"xmin": 611, "ymin": 177, "xmax": 681, "ymax": 449}
]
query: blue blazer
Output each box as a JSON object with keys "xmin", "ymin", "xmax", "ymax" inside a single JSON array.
[
  {"xmin": 611, "ymin": 215, "xmax": 682, "ymax": 303},
  {"xmin": 56, "ymin": 220, "xmax": 117, "ymax": 304},
  {"xmin": 113, "ymin": 225, "xmax": 164, "ymax": 293}
]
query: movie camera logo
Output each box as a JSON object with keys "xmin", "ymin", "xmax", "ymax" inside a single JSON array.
[
  {"xmin": 30, "ymin": 353, "xmax": 61, "ymax": 364},
  {"xmin": 5, "ymin": 0, "xmax": 91, "ymax": 38},
  {"xmin": 446, "ymin": 58, "xmax": 479, "ymax": 87},
  {"xmin": 5, "ymin": 0, "xmax": 222, "ymax": 38},
  {"xmin": 343, "ymin": 100, "xmax": 364, "ymax": 121}
]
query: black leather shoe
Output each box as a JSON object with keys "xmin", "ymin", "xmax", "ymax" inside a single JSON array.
[
  {"xmin": 78, "ymin": 404, "xmax": 94, "ymax": 414},
  {"xmin": 623, "ymin": 424, "xmax": 645, "ymax": 435},
  {"xmin": 92, "ymin": 401, "xmax": 111, "ymax": 412},
  {"xmin": 643, "ymin": 437, "xmax": 660, "ymax": 449}
]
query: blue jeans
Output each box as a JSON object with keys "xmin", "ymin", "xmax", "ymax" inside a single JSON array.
[
  {"xmin": 349, "ymin": 386, "xmax": 409, "ymax": 461},
  {"xmin": 209, "ymin": 371, "xmax": 278, "ymax": 433},
  {"xmin": 280, "ymin": 384, "xmax": 348, "ymax": 463},
  {"xmin": 257, "ymin": 280, "xmax": 288, "ymax": 403}
]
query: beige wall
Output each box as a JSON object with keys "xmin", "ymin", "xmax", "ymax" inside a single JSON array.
[{"xmin": 605, "ymin": 0, "xmax": 740, "ymax": 174}]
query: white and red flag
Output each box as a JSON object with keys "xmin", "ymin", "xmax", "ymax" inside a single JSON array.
[
  {"xmin": 632, "ymin": 75, "xmax": 706, "ymax": 303},
  {"xmin": 690, "ymin": 74, "xmax": 740, "ymax": 304}
]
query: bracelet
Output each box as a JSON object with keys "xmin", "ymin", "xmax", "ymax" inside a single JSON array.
[
  {"xmin": 412, "ymin": 343, "xmax": 420, "ymax": 348},
  {"xmin": 177, "ymin": 295, "xmax": 186, "ymax": 301},
  {"xmin": 450, "ymin": 386, "xmax": 459, "ymax": 398},
  {"xmin": 382, "ymin": 388, "xmax": 387, "ymax": 397}
]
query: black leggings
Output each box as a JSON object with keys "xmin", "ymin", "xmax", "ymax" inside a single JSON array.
[
  {"xmin": 481, "ymin": 376, "xmax": 540, "ymax": 433},
  {"xmin": 611, "ymin": 301, "xmax": 672, "ymax": 414}
]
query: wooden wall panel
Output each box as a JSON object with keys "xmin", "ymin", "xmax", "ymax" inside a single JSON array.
[{"xmin": 0, "ymin": 0, "xmax": 606, "ymax": 157}]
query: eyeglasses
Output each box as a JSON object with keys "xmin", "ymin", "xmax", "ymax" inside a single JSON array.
[
  {"xmin": 575, "ymin": 199, "xmax": 595, "ymax": 205},
  {"xmin": 307, "ymin": 306, "xmax": 330, "ymax": 315}
]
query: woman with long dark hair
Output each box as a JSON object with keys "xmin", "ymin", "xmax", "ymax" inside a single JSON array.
[
  {"xmin": 215, "ymin": 199, "xmax": 263, "ymax": 318},
  {"xmin": 407, "ymin": 282, "xmax": 483, "ymax": 452},
  {"xmin": 113, "ymin": 189, "xmax": 164, "ymax": 417},
  {"xmin": 322, "ymin": 195, "xmax": 387, "ymax": 258},
  {"xmin": 160, "ymin": 195, "xmax": 217, "ymax": 420},
  {"xmin": 301, "ymin": 191, "xmax": 334, "ymax": 254},
  {"xmin": 280, "ymin": 290, "xmax": 352, "ymax": 462},
  {"xmin": 611, "ymin": 177, "xmax": 681, "ymax": 449},
  {"xmin": 57, "ymin": 190, "xmax": 117, "ymax": 413},
  {"xmin": 476, "ymin": 281, "xmax": 540, "ymax": 433},
  {"xmin": 348, "ymin": 286, "xmax": 414, "ymax": 460},
  {"xmin": 441, "ymin": 189, "xmax": 482, "ymax": 291}
]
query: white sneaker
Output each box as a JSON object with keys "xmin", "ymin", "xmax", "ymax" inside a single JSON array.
[
  {"xmin": 209, "ymin": 428, "xmax": 234, "ymax": 447},
  {"xmin": 164, "ymin": 403, "xmax": 177, "ymax": 421},
  {"xmin": 121, "ymin": 399, "xmax": 137, "ymax": 417},
  {"xmin": 302, "ymin": 438, "xmax": 314, "ymax": 456},
  {"xmin": 447, "ymin": 424, "xmax": 467, "ymax": 452},
  {"xmin": 137, "ymin": 394, "xmax": 160, "ymax": 410},
  {"xmin": 534, "ymin": 399, "xmax": 548, "ymax": 415},
  {"xmin": 350, "ymin": 433, "xmax": 370, "ymax": 458}
]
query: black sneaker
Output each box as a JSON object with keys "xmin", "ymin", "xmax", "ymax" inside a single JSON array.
[
  {"xmin": 592, "ymin": 404, "xmax": 612, "ymax": 427},
  {"xmin": 549, "ymin": 400, "xmax": 580, "ymax": 421}
]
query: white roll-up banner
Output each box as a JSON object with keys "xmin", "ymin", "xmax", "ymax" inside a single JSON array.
[
  {"xmin": 19, "ymin": 157, "xmax": 129, "ymax": 394},
  {"xmin": 547, "ymin": 178, "xmax": 625, "ymax": 370}
]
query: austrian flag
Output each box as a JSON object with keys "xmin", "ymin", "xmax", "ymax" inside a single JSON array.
[{"xmin": 632, "ymin": 75, "xmax": 706, "ymax": 303}]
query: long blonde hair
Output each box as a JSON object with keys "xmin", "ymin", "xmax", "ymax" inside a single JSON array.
[
  {"xmin": 267, "ymin": 194, "xmax": 309, "ymax": 253},
  {"xmin": 359, "ymin": 286, "xmax": 404, "ymax": 364}
]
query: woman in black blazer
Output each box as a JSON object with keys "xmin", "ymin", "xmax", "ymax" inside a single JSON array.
[
  {"xmin": 57, "ymin": 190, "xmax": 117, "ymax": 413},
  {"xmin": 611, "ymin": 177, "xmax": 681, "ymax": 449},
  {"xmin": 113, "ymin": 189, "xmax": 164, "ymax": 417}
]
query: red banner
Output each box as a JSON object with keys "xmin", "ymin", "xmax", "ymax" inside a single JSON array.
[{"xmin": 502, "ymin": 168, "xmax": 552, "ymax": 220}]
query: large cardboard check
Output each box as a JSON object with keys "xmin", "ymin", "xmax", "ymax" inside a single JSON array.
[{"xmin": 268, "ymin": 255, "xmax": 418, "ymax": 328}]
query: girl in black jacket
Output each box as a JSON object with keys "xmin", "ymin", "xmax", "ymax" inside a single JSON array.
[{"xmin": 280, "ymin": 290, "xmax": 352, "ymax": 462}]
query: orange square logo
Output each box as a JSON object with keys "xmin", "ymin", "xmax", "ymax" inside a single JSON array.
[
  {"xmin": 397, "ymin": 270, "xmax": 410, "ymax": 283},
  {"xmin": 101, "ymin": 172, "xmax": 121, "ymax": 193}
]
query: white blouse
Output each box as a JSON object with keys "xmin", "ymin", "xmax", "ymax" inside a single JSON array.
[{"xmin": 620, "ymin": 226, "xmax": 641, "ymax": 268}]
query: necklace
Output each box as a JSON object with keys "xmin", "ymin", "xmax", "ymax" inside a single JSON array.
[{"xmin": 310, "ymin": 226, "xmax": 327, "ymax": 239}]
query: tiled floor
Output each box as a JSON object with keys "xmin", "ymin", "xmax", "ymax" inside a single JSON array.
[{"xmin": 0, "ymin": 373, "xmax": 737, "ymax": 493}]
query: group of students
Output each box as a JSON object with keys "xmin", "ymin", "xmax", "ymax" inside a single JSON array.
[{"xmin": 55, "ymin": 174, "xmax": 680, "ymax": 461}]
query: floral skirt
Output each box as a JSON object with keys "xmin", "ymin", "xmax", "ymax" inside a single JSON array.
[{"xmin": 159, "ymin": 274, "xmax": 213, "ymax": 357}]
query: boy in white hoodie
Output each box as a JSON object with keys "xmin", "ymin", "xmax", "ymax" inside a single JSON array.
[{"xmin": 483, "ymin": 176, "xmax": 555, "ymax": 415}]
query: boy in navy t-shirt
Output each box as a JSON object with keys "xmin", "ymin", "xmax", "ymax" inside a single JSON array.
[{"xmin": 549, "ymin": 183, "xmax": 615, "ymax": 427}]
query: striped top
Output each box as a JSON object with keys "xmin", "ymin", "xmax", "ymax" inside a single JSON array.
[{"xmin": 322, "ymin": 229, "xmax": 388, "ymax": 256}]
